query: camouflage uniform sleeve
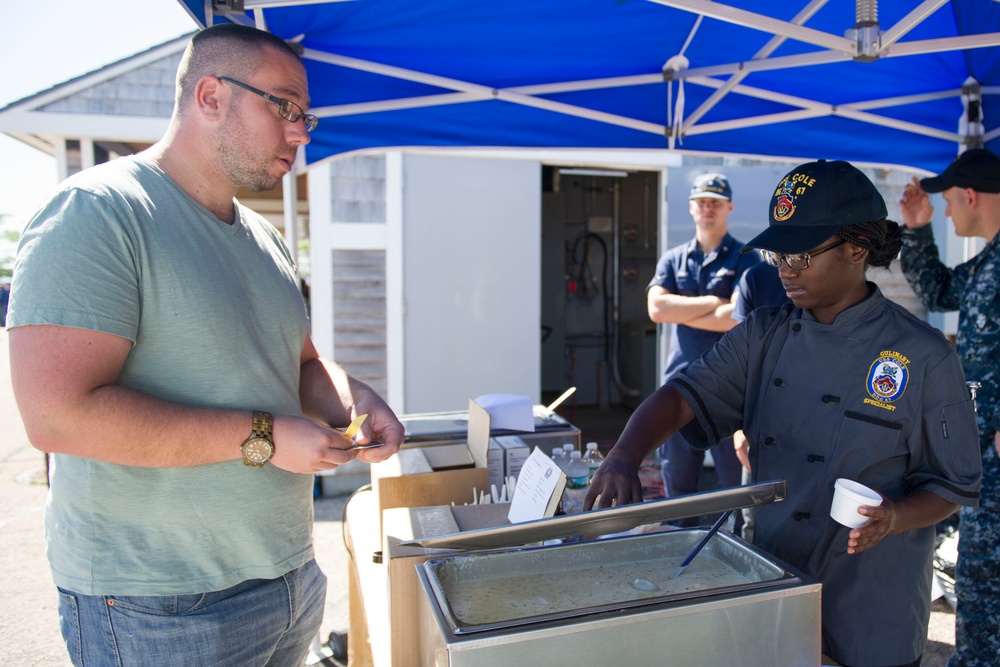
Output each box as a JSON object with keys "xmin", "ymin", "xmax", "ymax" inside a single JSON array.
[{"xmin": 900, "ymin": 226, "xmax": 969, "ymax": 312}]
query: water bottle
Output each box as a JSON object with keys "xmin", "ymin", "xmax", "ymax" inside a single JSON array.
[
  {"xmin": 562, "ymin": 443, "xmax": 575, "ymax": 458},
  {"xmin": 582, "ymin": 441, "xmax": 604, "ymax": 481},
  {"xmin": 562, "ymin": 451, "xmax": 590, "ymax": 514},
  {"xmin": 551, "ymin": 447, "xmax": 569, "ymax": 472}
]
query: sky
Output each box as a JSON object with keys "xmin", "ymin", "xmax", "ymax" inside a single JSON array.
[{"xmin": 0, "ymin": 0, "xmax": 196, "ymax": 234}]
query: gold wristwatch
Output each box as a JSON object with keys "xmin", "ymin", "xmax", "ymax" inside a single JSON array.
[{"xmin": 241, "ymin": 410, "xmax": 275, "ymax": 467}]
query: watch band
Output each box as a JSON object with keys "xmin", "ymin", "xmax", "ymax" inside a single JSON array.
[
  {"xmin": 241, "ymin": 410, "xmax": 275, "ymax": 467},
  {"xmin": 250, "ymin": 410, "xmax": 273, "ymax": 438}
]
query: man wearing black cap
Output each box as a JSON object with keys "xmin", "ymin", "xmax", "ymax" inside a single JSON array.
[
  {"xmin": 900, "ymin": 148, "xmax": 1000, "ymax": 667},
  {"xmin": 645, "ymin": 173, "xmax": 759, "ymax": 531},
  {"xmin": 588, "ymin": 160, "xmax": 982, "ymax": 667}
]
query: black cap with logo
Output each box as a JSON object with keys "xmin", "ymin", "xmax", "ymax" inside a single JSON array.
[
  {"xmin": 742, "ymin": 160, "xmax": 887, "ymax": 254},
  {"xmin": 920, "ymin": 148, "xmax": 1000, "ymax": 194}
]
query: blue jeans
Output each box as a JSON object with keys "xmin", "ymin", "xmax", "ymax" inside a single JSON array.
[{"xmin": 57, "ymin": 558, "xmax": 327, "ymax": 667}]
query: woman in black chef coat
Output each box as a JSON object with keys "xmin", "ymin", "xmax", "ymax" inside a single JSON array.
[{"xmin": 586, "ymin": 159, "xmax": 982, "ymax": 667}]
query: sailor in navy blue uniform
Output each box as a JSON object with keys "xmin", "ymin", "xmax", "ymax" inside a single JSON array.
[{"xmin": 646, "ymin": 173, "xmax": 759, "ymax": 528}]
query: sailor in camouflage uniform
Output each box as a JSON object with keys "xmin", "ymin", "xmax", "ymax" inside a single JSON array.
[{"xmin": 899, "ymin": 148, "xmax": 1000, "ymax": 667}]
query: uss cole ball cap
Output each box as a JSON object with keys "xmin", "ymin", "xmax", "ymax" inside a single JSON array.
[
  {"xmin": 919, "ymin": 148, "xmax": 1000, "ymax": 194},
  {"xmin": 742, "ymin": 159, "xmax": 887, "ymax": 255},
  {"xmin": 689, "ymin": 173, "xmax": 732, "ymax": 201}
]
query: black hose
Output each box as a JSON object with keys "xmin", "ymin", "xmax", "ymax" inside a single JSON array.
[{"xmin": 572, "ymin": 232, "xmax": 610, "ymax": 363}]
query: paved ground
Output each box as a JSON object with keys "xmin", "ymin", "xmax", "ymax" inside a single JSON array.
[{"xmin": 0, "ymin": 327, "xmax": 956, "ymax": 665}]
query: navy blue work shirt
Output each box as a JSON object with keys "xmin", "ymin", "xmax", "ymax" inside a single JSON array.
[
  {"xmin": 648, "ymin": 232, "xmax": 760, "ymax": 382},
  {"xmin": 732, "ymin": 260, "xmax": 790, "ymax": 323}
]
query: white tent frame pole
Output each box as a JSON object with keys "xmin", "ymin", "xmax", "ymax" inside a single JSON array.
[
  {"xmin": 682, "ymin": 106, "xmax": 956, "ymax": 143},
  {"xmin": 253, "ymin": 8, "xmax": 267, "ymax": 29},
  {"xmin": 315, "ymin": 92, "xmax": 483, "ymax": 117},
  {"xmin": 880, "ymin": 0, "xmax": 949, "ymax": 50},
  {"xmin": 313, "ymin": 75, "xmax": 962, "ymax": 144},
  {"xmin": 687, "ymin": 75, "xmax": 960, "ymax": 141},
  {"xmin": 301, "ymin": 28, "xmax": 999, "ymax": 107},
  {"xmin": 512, "ymin": 74, "xmax": 662, "ymax": 95},
  {"xmin": 675, "ymin": 31, "xmax": 1000, "ymax": 81},
  {"xmin": 283, "ymin": 171, "xmax": 299, "ymax": 278},
  {"xmin": 314, "ymin": 75, "xmax": 666, "ymax": 115},
  {"xmin": 888, "ymin": 33, "xmax": 1000, "ymax": 57},
  {"xmin": 681, "ymin": 0, "xmax": 829, "ymax": 131},
  {"xmin": 303, "ymin": 49, "xmax": 962, "ymax": 143},
  {"xmin": 283, "ymin": 1, "xmax": 1000, "ymax": 147},
  {"xmin": 680, "ymin": 50, "xmax": 847, "ymax": 79},
  {"xmin": 304, "ymin": 48, "xmax": 668, "ymax": 135},
  {"xmin": 848, "ymin": 90, "xmax": 958, "ymax": 110},
  {"xmin": 647, "ymin": 0, "xmax": 854, "ymax": 53},
  {"xmin": 244, "ymin": 0, "xmax": 351, "ymax": 7},
  {"xmin": 303, "ymin": 29, "xmax": 1000, "ymax": 117}
]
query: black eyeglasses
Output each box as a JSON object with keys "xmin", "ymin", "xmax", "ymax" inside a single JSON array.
[
  {"xmin": 760, "ymin": 238, "xmax": 846, "ymax": 271},
  {"xmin": 217, "ymin": 76, "xmax": 318, "ymax": 133}
]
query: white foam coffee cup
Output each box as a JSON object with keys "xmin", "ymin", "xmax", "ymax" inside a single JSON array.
[{"xmin": 830, "ymin": 478, "xmax": 882, "ymax": 529}]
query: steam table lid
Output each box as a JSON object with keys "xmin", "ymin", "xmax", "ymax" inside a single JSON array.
[{"xmin": 399, "ymin": 479, "xmax": 786, "ymax": 551}]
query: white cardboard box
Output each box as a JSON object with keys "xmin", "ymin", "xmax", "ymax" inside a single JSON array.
[
  {"xmin": 493, "ymin": 434, "xmax": 531, "ymax": 481},
  {"xmin": 487, "ymin": 438, "xmax": 505, "ymax": 491}
]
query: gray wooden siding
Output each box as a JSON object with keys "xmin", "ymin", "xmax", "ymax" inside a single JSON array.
[
  {"xmin": 872, "ymin": 260, "xmax": 927, "ymax": 320},
  {"xmin": 868, "ymin": 173, "xmax": 927, "ymax": 320},
  {"xmin": 333, "ymin": 249, "xmax": 388, "ymax": 397},
  {"xmin": 39, "ymin": 53, "xmax": 181, "ymax": 117},
  {"xmin": 328, "ymin": 155, "xmax": 385, "ymax": 223},
  {"xmin": 327, "ymin": 155, "xmax": 389, "ymax": 396}
]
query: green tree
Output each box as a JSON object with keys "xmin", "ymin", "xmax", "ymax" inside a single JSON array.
[{"xmin": 0, "ymin": 213, "xmax": 18, "ymax": 279}]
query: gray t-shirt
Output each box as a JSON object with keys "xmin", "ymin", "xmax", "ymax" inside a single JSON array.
[{"xmin": 8, "ymin": 155, "xmax": 314, "ymax": 596}]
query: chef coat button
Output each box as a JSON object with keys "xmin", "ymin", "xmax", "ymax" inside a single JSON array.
[
  {"xmin": 773, "ymin": 379, "xmax": 784, "ymax": 387},
  {"xmin": 807, "ymin": 454, "xmax": 825, "ymax": 463},
  {"xmin": 793, "ymin": 512, "xmax": 811, "ymax": 521},
  {"xmin": 792, "ymin": 323, "xmax": 802, "ymax": 332},
  {"xmin": 764, "ymin": 437, "xmax": 775, "ymax": 446},
  {"xmin": 822, "ymin": 395, "xmax": 840, "ymax": 403}
]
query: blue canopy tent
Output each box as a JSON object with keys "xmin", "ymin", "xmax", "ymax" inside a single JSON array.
[
  {"xmin": 164, "ymin": 0, "xmax": 997, "ymax": 415},
  {"xmin": 174, "ymin": 0, "xmax": 1000, "ymax": 174}
]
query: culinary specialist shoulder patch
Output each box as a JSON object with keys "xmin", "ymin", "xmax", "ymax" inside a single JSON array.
[{"xmin": 864, "ymin": 350, "xmax": 910, "ymax": 411}]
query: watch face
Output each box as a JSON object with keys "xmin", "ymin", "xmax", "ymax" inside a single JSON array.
[{"xmin": 242, "ymin": 437, "xmax": 274, "ymax": 465}]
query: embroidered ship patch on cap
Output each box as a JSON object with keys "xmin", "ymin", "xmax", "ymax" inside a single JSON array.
[{"xmin": 773, "ymin": 179, "xmax": 796, "ymax": 221}]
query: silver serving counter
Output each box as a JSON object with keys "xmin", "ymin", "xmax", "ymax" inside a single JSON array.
[{"xmin": 416, "ymin": 528, "xmax": 821, "ymax": 666}]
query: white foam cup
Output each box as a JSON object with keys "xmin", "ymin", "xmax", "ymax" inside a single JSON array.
[{"xmin": 830, "ymin": 478, "xmax": 882, "ymax": 528}]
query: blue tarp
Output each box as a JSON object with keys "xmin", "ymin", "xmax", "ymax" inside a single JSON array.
[{"xmin": 176, "ymin": 0, "xmax": 1000, "ymax": 173}]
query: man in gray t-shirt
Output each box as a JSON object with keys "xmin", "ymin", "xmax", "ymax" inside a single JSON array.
[{"xmin": 8, "ymin": 24, "xmax": 404, "ymax": 667}]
